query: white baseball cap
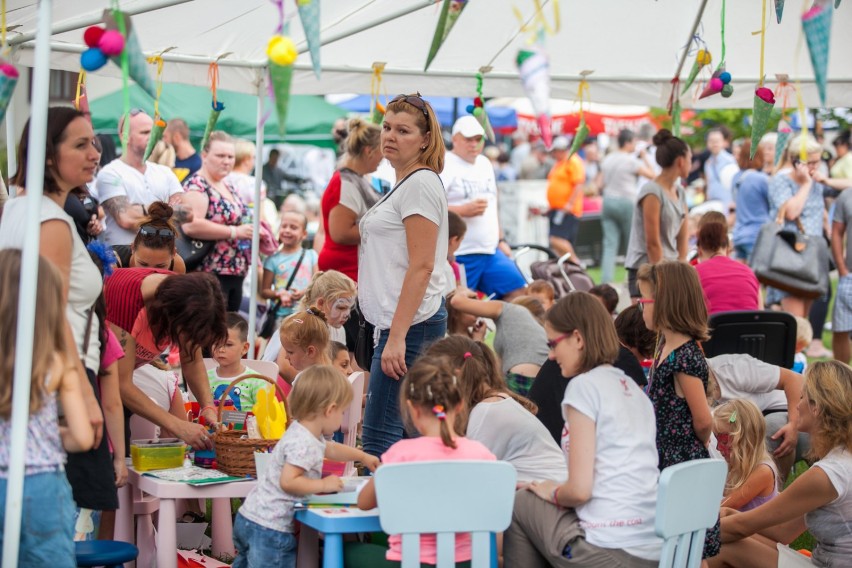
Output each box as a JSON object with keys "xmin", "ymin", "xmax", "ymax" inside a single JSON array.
[
  {"xmin": 551, "ymin": 136, "xmax": 570, "ymax": 151},
  {"xmin": 452, "ymin": 115, "xmax": 486, "ymax": 138}
]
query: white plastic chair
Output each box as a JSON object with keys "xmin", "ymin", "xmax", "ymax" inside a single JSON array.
[
  {"xmin": 374, "ymin": 461, "xmax": 517, "ymax": 568},
  {"xmin": 656, "ymin": 459, "xmax": 727, "ymax": 568}
]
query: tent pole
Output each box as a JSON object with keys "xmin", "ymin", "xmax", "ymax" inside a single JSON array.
[
  {"xmin": 672, "ymin": 0, "xmax": 710, "ymax": 81},
  {"xmin": 5, "ymin": 90, "xmax": 16, "ymax": 195},
  {"xmin": 8, "ymin": 0, "xmax": 193, "ymax": 46},
  {"xmin": 247, "ymin": 75, "xmax": 265, "ymax": 353},
  {"xmin": 2, "ymin": 0, "xmax": 52, "ymax": 565}
]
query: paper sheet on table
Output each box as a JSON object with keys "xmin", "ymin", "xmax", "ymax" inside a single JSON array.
[{"xmin": 301, "ymin": 477, "xmax": 369, "ymax": 506}]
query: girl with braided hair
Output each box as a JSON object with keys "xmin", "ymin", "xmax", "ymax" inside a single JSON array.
[{"xmin": 351, "ymin": 356, "xmax": 495, "ymax": 567}]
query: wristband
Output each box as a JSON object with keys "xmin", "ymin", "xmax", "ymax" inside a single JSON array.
[{"xmin": 229, "ymin": 226, "xmax": 236, "ymax": 240}]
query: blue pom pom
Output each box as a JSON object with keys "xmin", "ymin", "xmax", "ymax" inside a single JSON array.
[
  {"xmin": 212, "ymin": 101, "xmax": 225, "ymax": 111},
  {"xmin": 466, "ymin": 104, "xmax": 475, "ymax": 113},
  {"xmin": 719, "ymin": 71, "xmax": 732, "ymax": 84},
  {"xmin": 81, "ymin": 48, "xmax": 107, "ymax": 72}
]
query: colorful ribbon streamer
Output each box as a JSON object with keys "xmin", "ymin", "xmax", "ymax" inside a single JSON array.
[
  {"xmin": 513, "ymin": 0, "xmax": 560, "ymax": 43},
  {"xmin": 146, "ymin": 53, "xmax": 165, "ymax": 120},
  {"xmin": 370, "ymin": 62, "xmax": 387, "ymax": 124}
]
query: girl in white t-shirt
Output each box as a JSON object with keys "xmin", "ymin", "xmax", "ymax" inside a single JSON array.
[
  {"xmin": 505, "ymin": 292, "xmax": 662, "ymax": 566},
  {"xmin": 712, "ymin": 361, "xmax": 852, "ymax": 568},
  {"xmin": 425, "ymin": 335, "xmax": 565, "ymax": 483},
  {"xmin": 713, "ymin": 399, "xmax": 779, "ymax": 512}
]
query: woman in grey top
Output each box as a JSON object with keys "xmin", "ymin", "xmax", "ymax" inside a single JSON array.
[{"xmin": 624, "ymin": 129, "xmax": 690, "ymax": 298}]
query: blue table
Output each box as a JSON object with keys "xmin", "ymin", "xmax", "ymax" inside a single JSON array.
[{"xmin": 295, "ymin": 507, "xmax": 382, "ymax": 568}]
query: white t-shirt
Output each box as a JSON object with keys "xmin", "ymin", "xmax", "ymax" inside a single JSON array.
[
  {"xmin": 0, "ymin": 196, "xmax": 102, "ymax": 372},
  {"xmin": 467, "ymin": 396, "xmax": 565, "ymax": 483},
  {"xmin": 359, "ymin": 170, "xmax": 448, "ymax": 330},
  {"xmin": 808, "ymin": 448, "xmax": 852, "ymax": 567},
  {"xmin": 707, "ymin": 354, "xmax": 787, "ymax": 412},
  {"xmin": 239, "ymin": 421, "xmax": 325, "ymax": 533},
  {"xmin": 561, "ymin": 365, "xmax": 662, "ymax": 560},
  {"xmin": 440, "ymin": 152, "xmax": 500, "ymax": 256},
  {"xmin": 95, "ymin": 159, "xmax": 183, "ymax": 246}
]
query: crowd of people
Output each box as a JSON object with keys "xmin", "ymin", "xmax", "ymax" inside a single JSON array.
[{"xmin": 0, "ymin": 96, "xmax": 850, "ymax": 568}]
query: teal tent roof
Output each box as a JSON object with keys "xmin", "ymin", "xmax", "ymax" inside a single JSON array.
[{"xmin": 89, "ymin": 83, "xmax": 347, "ymax": 149}]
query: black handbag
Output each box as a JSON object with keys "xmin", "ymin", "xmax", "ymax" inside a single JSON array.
[
  {"xmin": 353, "ymin": 301, "xmax": 374, "ymax": 371},
  {"xmin": 259, "ymin": 248, "xmax": 306, "ymax": 339},
  {"xmin": 175, "ymin": 224, "xmax": 215, "ymax": 271},
  {"xmin": 750, "ymin": 203, "xmax": 830, "ymax": 299}
]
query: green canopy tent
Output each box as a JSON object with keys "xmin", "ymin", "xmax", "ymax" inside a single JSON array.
[{"xmin": 89, "ymin": 83, "xmax": 347, "ymax": 149}]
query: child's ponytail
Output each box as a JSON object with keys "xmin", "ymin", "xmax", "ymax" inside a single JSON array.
[{"xmin": 401, "ymin": 356, "xmax": 463, "ymax": 449}]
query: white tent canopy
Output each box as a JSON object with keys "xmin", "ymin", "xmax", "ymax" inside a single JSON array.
[{"xmin": 6, "ymin": 0, "xmax": 852, "ymax": 108}]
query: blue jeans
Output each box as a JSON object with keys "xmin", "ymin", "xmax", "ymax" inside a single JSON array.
[
  {"xmin": 362, "ymin": 302, "xmax": 448, "ymax": 458},
  {"xmin": 733, "ymin": 242, "xmax": 754, "ymax": 262},
  {"xmin": 232, "ymin": 513, "xmax": 297, "ymax": 568},
  {"xmin": 0, "ymin": 470, "xmax": 76, "ymax": 568}
]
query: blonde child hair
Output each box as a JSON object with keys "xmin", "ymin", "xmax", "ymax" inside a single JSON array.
[
  {"xmin": 288, "ymin": 365, "xmax": 353, "ymax": 421},
  {"xmin": 0, "ymin": 249, "xmax": 67, "ymax": 418},
  {"xmin": 794, "ymin": 316, "xmax": 814, "ymax": 351},
  {"xmin": 299, "ymin": 270, "xmax": 357, "ymax": 311},
  {"xmin": 400, "ymin": 356, "xmax": 463, "ymax": 449},
  {"xmin": 279, "ymin": 307, "xmax": 330, "ymax": 355},
  {"xmin": 713, "ymin": 399, "xmax": 777, "ymax": 498}
]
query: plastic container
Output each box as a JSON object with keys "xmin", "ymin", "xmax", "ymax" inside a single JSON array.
[{"xmin": 130, "ymin": 438, "xmax": 186, "ymax": 471}]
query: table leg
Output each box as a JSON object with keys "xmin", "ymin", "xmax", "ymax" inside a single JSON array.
[
  {"xmin": 323, "ymin": 533, "xmax": 344, "ymax": 568},
  {"xmin": 157, "ymin": 498, "xmax": 178, "ymax": 568},
  {"xmin": 211, "ymin": 497, "xmax": 236, "ymax": 559},
  {"xmin": 297, "ymin": 523, "xmax": 319, "ymax": 568}
]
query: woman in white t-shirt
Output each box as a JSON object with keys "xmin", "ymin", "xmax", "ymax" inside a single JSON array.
[
  {"xmin": 358, "ymin": 94, "xmax": 449, "ymax": 458},
  {"xmin": 505, "ymin": 292, "xmax": 662, "ymax": 567},
  {"xmin": 425, "ymin": 335, "xmax": 565, "ymax": 483},
  {"xmin": 711, "ymin": 360, "xmax": 852, "ymax": 568}
]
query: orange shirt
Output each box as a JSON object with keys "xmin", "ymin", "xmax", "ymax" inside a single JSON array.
[{"xmin": 546, "ymin": 154, "xmax": 586, "ymax": 217}]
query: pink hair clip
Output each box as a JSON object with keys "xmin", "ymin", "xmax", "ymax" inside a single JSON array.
[
  {"xmin": 463, "ymin": 352, "xmax": 472, "ymax": 359},
  {"xmin": 292, "ymin": 318, "xmax": 304, "ymax": 324},
  {"xmin": 432, "ymin": 405, "xmax": 446, "ymax": 420}
]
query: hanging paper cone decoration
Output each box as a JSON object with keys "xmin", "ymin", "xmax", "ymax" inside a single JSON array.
[
  {"xmin": 568, "ymin": 118, "xmax": 589, "ymax": 159},
  {"xmin": 0, "ymin": 64, "xmax": 19, "ymax": 126},
  {"xmin": 802, "ymin": 2, "xmax": 832, "ymax": 107},
  {"xmin": 102, "ymin": 10, "xmax": 157, "ymax": 99},
  {"xmin": 775, "ymin": 0, "xmax": 785, "ymax": 23},
  {"xmin": 296, "ymin": 0, "xmax": 321, "ymax": 79},
  {"xmin": 776, "ymin": 128, "xmax": 792, "ymax": 166},
  {"xmin": 750, "ymin": 88, "xmax": 776, "ymax": 159},
  {"xmin": 268, "ymin": 35, "xmax": 297, "ymax": 136},
  {"xmin": 144, "ymin": 118, "xmax": 167, "ymax": 161},
  {"xmin": 425, "ymin": 0, "xmax": 468, "ymax": 71},
  {"xmin": 371, "ymin": 101, "xmax": 385, "ymax": 125},
  {"xmin": 682, "ymin": 50, "xmax": 711, "ymax": 94},
  {"xmin": 517, "ymin": 46, "xmax": 552, "ymax": 148},
  {"xmin": 200, "ymin": 102, "xmax": 225, "ymax": 151},
  {"xmin": 700, "ymin": 67, "xmax": 732, "ymax": 99}
]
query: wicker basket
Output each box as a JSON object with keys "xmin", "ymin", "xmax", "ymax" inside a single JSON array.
[{"xmin": 213, "ymin": 373, "xmax": 290, "ymax": 477}]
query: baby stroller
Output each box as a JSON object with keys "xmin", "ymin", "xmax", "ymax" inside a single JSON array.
[{"xmin": 512, "ymin": 244, "xmax": 595, "ymax": 299}]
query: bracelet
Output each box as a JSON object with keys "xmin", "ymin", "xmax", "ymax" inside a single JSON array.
[
  {"xmin": 229, "ymin": 226, "xmax": 236, "ymax": 240},
  {"xmin": 551, "ymin": 486, "xmax": 560, "ymax": 506},
  {"xmin": 200, "ymin": 405, "xmax": 216, "ymax": 416}
]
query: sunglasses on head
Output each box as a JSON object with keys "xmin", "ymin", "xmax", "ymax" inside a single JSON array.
[
  {"xmin": 390, "ymin": 93, "xmax": 430, "ymax": 122},
  {"xmin": 138, "ymin": 224, "xmax": 174, "ymax": 238}
]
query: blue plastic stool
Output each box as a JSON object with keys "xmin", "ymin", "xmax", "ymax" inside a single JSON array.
[{"xmin": 75, "ymin": 540, "xmax": 139, "ymax": 568}]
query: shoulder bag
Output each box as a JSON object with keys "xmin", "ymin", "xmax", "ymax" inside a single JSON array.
[
  {"xmin": 259, "ymin": 248, "xmax": 307, "ymax": 339},
  {"xmin": 750, "ymin": 202, "xmax": 830, "ymax": 299}
]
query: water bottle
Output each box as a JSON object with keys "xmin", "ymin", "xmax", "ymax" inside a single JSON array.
[{"xmin": 237, "ymin": 212, "xmax": 252, "ymax": 252}]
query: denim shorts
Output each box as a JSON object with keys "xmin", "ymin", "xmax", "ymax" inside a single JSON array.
[
  {"xmin": 232, "ymin": 513, "xmax": 297, "ymax": 568},
  {"xmin": 362, "ymin": 301, "xmax": 448, "ymax": 458},
  {"xmin": 0, "ymin": 470, "xmax": 76, "ymax": 568}
]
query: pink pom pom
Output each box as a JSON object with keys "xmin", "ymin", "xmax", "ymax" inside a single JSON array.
[
  {"xmin": 755, "ymin": 87, "xmax": 776, "ymax": 104},
  {"xmin": 709, "ymin": 77, "xmax": 724, "ymax": 92},
  {"xmin": 0, "ymin": 64, "xmax": 19, "ymax": 79},
  {"xmin": 83, "ymin": 26, "xmax": 104, "ymax": 48},
  {"xmin": 98, "ymin": 30, "xmax": 125, "ymax": 57}
]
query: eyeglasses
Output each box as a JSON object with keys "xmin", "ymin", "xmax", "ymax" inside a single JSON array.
[
  {"xmin": 129, "ymin": 108, "xmax": 146, "ymax": 117},
  {"xmin": 637, "ymin": 298, "xmax": 655, "ymax": 312},
  {"xmin": 792, "ymin": 159, "xmax": 822, "ymax": 167},
  {"xmin": 138, "ymin": 224, "xmax": 174, "ymax": 238},
  {"xmin": 390, "ymin": 93, "xmax": 430, "ymax": 122},
  {"xmin": 546, "ymin": 333, "xmax": 571, "ymax": 350}
]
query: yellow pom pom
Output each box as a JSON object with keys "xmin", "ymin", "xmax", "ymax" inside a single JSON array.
[
  {"xmin": 696, "ymin": 49, "xmax": 712, "ymax": 66},
  {"xmin": 267, "ymin": 36, "xmax": 297, "ymax": 66}
]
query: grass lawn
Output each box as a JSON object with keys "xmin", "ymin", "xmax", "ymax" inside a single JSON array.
[{"xmin": 787, "ymin": 461, "xmax": 816, "ymax": 552}]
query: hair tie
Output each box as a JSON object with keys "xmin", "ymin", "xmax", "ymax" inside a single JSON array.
[
  {"xmin": 463, "ymin": 352, "xmax": 472, "ymax": 359},
  {"xmin": 306, "ymin": 307, "xmax": 315, "ymax": 316},
  {"xmin": 432, "ymin": 405, "xmax": 446, "ymax": 420}
]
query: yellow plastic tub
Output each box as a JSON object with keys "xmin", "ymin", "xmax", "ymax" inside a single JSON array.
[{"xmin": 130, "ymin": 438, "xmax": 186, "ymax": 472}]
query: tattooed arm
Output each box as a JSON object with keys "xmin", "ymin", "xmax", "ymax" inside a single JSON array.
[
  {"xmin": 168, "ymin": 192, "xmax": 194, "ymax": 224},
  {"xmin": 103, "ymin": 195, "xmax": 147, "ymax": 231}
]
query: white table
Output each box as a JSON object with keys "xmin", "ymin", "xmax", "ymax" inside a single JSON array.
[{"xmin": 121, "ymin": 468, "xmax": 256, "ymax": 568}]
